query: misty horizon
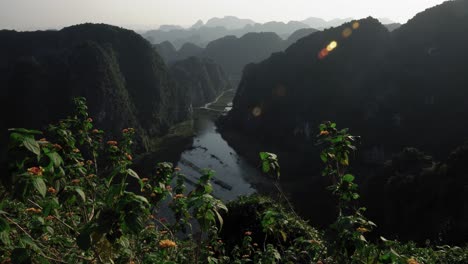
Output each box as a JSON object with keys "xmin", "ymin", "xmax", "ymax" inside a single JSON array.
[{"xmin": 0, "ymin": 0, "xmax": 447, "ymax": 31}]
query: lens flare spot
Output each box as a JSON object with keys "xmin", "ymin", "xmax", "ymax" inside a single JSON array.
[
  {"xmin": 252, "ymin": 106, "xmax": 262, "ymax": 117},
  {"xmin": 342, "ymin": 27, "xmax": 352, "ymax": 38},
  {"xmin": 352, "ymin": 21, "xmax": 360, "ymax": 30},
  {"xmin": 318, "ymin": 48, "xmax": 329, "ymax": 60},
  {"xmin": 326, "ymin": 41, "xmax": 338, "ymax": 52}
]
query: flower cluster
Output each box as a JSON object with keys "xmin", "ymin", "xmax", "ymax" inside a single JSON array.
[
  {"xmin": 27, "ymin": 166, "xmax": 44, "ymax": 176},
  {"xmin": 158, "ymin": 239, "xmax": 177, "ymax": 248}
]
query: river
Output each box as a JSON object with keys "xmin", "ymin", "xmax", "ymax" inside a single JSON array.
[{"xmin": 173, "ymin": 90, "xmax": 270, "ymax": 201}]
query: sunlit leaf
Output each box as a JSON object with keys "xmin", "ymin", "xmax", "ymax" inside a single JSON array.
[
  {"xmin": 32, "ymin": 177, "xmax": 47, "ymax": 197},
  {"xmin": 23, "ymin": 136, "xmax": 41, "ymax": 156}
]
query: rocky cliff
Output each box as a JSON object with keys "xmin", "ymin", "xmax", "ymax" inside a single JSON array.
[{"xmin": 170, "ymin": 56, "xmax": 231, "ymax": 107}]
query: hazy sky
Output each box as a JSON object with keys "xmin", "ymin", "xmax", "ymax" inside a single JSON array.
[{"xmin": 0, "ymin": 0, "xmax": 448, "ymax": 31}]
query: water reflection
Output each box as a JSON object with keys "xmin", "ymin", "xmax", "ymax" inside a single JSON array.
[{"xmin": 176, "ymin": 111, "xmax": 266, "ymax": 201}]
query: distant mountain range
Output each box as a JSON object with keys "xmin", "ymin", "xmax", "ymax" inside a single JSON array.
[
  {"xmin": 143, "ymin": 16, "xmax": 396, "ymax": 49},
  {"xmin": 154, "ymin": 28, "xmax": 319, "ymax": 84}
]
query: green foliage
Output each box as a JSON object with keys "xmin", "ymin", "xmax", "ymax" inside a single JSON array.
[{"xmin": 1, "ymin": 98, "xmax": 467, "ymax": 264}]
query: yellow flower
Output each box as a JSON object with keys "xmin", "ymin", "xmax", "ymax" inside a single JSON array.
[
  {"xmin": 407, "ymin": 258, "xmax": 420, "ymax": 264},
  {"xmin": 319, "ymin": 130, "xmax": 330, "ymax": 136},
  {"xmin": 158, "ymin": 239, "xmax": 177, "ymax": 248}
]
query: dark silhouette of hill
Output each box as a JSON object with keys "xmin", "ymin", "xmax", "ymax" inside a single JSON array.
[
  {"xmin": 0, "ymin": 24, "xmax": 229, "ymax": 157},
  {"xmin": 155, "ymin": 30, "xmax": 319, "ymax": 84},
  {"xmin": 219, "ymin": 0, "xmax": 468, "ymax": 243},
  {"xmin": 177, "ymin": 43, "xmax": 204, "ymax": 61},
  {"xmin": 154, "ymin": 41, "xmax": 204, "ymax": 65},
  {"xmin": 154, "ymin": 41, "xmax": 178, "ymax": 64},
  {"xmin": 170, "ymin": 57, "xmax": 231, "ymax": 107},
  {"xmin": 203, "ymin": 32, "xmax": 286, "ymax": 80}
]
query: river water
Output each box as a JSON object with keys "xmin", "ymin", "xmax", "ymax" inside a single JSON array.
[{"xmin": 173, "ymin": 92, "xmax": 270, "ymax": 202}]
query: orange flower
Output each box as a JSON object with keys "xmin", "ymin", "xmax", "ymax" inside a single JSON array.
[
  {"xmin": 309, "ymin": 239, "xmax": 321, "ymax": 245},
  {"xmin": 86, "ymin": 160, "xmax": 94, "ymax": 165},
  {"xmin": 122, "ymin": 128, "xmax": 134, "ymax": 134},
  {"xmin": 319, "ymin": 130, "xmax": 330, "ymax": 136},
  {"xmin": 407, "ymin": 258, "xmax": 420, "ymax": 264},
  {"xmin": 92, "ymin": 129, "xmax": 99, "ymax": 134},
  {"xmin": 45, "ymin": 215, "xmax": 55, "ymax": 221},
  {"xmin": 27, "ymin": 166, "xmax": 44, "ymax": 176},
  {"xmin": 122, "ymin": 128, "xmax": 129, "ymax": 134},
  {"xmin": 244, "ymin": 231, "xmax": 252, "ymax": 236},
  {"xmin": 141, "ymin": 178, "xmax": 149, "ymax": 182},
  {"xmin": 107, "ymin": 141, "xmax": 118, "ymax": 146},
  {"xmin": 158, "ymin": 239, "xmax": 177, "ymax": 248},
  {"xmin": 47, "ymin": 187, "xmax": 57, "ymax": 194},
  {"xmin": 71, "ymin": 179, "xmax": 81, "ymax": 184},
  {"xmin": 357, "ymin": 227, "xmax": 370, "ymax": 233},
  {"xmin": 25, "ymin": 208, "xmax": 41, "ymax": 214},
  {"xmin": 39, "ymin": 138, "xmax": 47, "ymax": 142},
  {"xmin": 87, "ymin": 118, "xmax": 93, "ymax": 122},
  {"xmin": 125, "ymin": 153, "xmax": 133, "ymax": 161},
  {"xmin": 72, "ymin": 148, "xmax": 80, "ymax": 153},
  {"xmin": 174, "ymin": 194, "xmax": 185, "ymax": 199}
]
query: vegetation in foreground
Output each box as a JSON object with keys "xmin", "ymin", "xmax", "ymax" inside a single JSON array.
[{"xmin": 0, "ymin": 98, "xmax": 467, "ymax": 263}]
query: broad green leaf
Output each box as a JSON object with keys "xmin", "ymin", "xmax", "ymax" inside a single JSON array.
[
  {"xmin": 320, "ymin": 153, "xmax": 328, "ymax": 162},
  {"xmin": 342, "ymin": 174, "xmax": 355, "ymax": 183},
  {"xmin": 23, "ymin": 136, "xmax": 41, "ymax": 156},
  {"xmin": 75, "ymin": 188, "xmax": 86, "ymax": 202},
  {"xmin": 46, "ymin": 152, "xmax": 63, "ymax": 167},
  {"xmin": 259, "ymin": 152, "xmax": 269, "ymax": 161},
  {"xmin": 32, "ymin": 177, "xmax": 47, "ymax": 197},
  {"xmin": 262, "ymin": 161, "xmax": 270, "ymax": 174}
]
